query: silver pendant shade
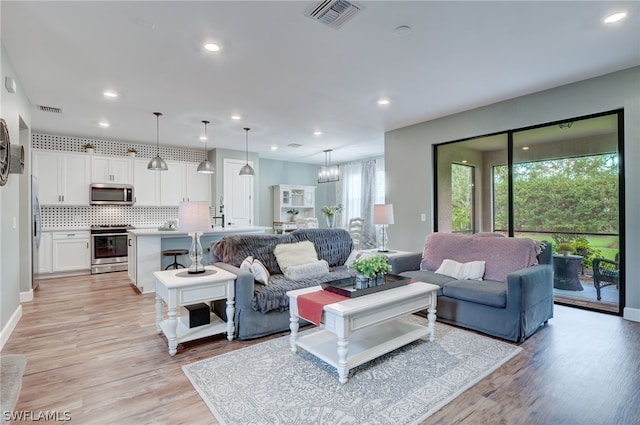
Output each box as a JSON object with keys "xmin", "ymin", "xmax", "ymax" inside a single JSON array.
[
  {"xmin": 239, "ymin": 127, "xmax": 255, "ymax": 176},
  {"xmin": 147, "ymin": 112, "xmax": 168, "ymax": 171},
  {"xmin": 196, "ymin": 120, "xmax": 215, "ymax": 174}
]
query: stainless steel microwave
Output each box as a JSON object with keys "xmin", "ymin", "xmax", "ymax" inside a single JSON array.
[{"xmin": 90, "ymin": 183, "xmax": 134, "ymax": 206}]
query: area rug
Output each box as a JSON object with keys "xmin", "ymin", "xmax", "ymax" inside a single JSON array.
[{"xmin": 182, "ymin": 317, "xmax": 521, "ymax": 425}]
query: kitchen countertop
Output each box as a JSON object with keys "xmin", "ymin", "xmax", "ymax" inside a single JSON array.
[{"xmin": 128, "ymin": 226, "xmax": 271, "ymax": 236}]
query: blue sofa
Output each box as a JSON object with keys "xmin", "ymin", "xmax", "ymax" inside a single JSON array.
[
  {"xmin": 388, "ymin": 233, "xmax": 553, "ymax": 343},
  {"xmin": 210, "ymin": 229, "xmax": 354, "ymax": 340}
]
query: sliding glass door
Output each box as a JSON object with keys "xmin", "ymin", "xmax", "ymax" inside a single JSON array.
[{"xmin": 435, "ymin": 110, "xmax": 624, "ymax": 314}]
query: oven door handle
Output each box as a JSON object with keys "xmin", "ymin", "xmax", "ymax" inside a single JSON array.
[{"xmin": 91, "ymin": 232, "xmax": 128, "ymax": 237}]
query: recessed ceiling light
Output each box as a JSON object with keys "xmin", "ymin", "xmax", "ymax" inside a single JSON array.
[
  {"xmin": 271, "ymin": 145, "xmax": 278, "ymax": 151},
  {"xmin": 204, "ymin": 43, "xmax": 221, "ymax": 52},
  {"xmin": 604, "ymin": 11, "xmax": 627, "ymax": 24},
  {"xmin": 393, "ymin": 25, "xmax": 412, "ymax": 37},
  {"xmin": 231, "ymin": 115, "xmax": 241, "ymax": 120},
  {"xmin": 377, "ymin": 98, "xmax": 390, "ymax": 105},
  {"xmin": 103, "ymin": 90, "xmax": 118, "ymax": 98},
  {"xmin": 314, "ymin": 131, "xmax": 323, "ymax": 136},
  {"xmin": 199, "ymin": 135, "xmax": 208, "ymax": 141},
  {"xmin": 461, "ymin": 160, "xmax": 468, "ymax": 164},
  {"xmin": 98, "ymin": 121, "xmax": 110, "ymax": 128},
  {"xmin": 522, "ymin": 146, "xmax": 530, "ymax": 151}
]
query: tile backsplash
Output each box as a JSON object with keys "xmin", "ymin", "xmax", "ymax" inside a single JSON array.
[{"xmin": 41, "ymin": 205, "xmax": 216, "ymax": 229}]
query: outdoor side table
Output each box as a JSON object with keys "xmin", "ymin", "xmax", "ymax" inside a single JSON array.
[{"xmin": 553, "ymin": 254, "xmax": 584, "ymax": 291}]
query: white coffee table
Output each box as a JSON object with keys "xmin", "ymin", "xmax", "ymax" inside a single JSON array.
[
  {"xmin": 154, "ymin": 266, "xmax": 236, "ymax": 356},
  {"xmin": 287, "ymin": 281, "xmax": 438, "ymax": 384}
]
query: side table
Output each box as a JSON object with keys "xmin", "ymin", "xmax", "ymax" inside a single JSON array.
[
  {"xmin": 553, "ymin": 254, "xmax": 584, "ymax": 291},
  {"xmin": 154, "ymin": 265, "xmax": 236, "ymax": 356}
]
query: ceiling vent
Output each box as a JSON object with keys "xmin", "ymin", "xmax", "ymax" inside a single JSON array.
[
  {"xmin": 287, "ymin": 143, "xmax": 303, "ymax": 148},
  {"xmin": 304, "ymin": 0, "xmax": 362, "ymax": 29},
  {"xmin": 38, "ymin": 105, "xmax": 63, "ymax": 114}
]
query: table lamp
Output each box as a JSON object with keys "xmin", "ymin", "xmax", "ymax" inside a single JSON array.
[
  {"xmin": 374, "ymin": 204, "xmax": 394, "ymax": 252},
  {"xmin": 178, "ymin": 201, "xmax": 211, "ymax": 274}
]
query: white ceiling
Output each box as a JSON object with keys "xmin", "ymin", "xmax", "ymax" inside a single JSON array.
[{"xmin": 2, "ymin": 1, "xmax": 639, "ymax": 165}]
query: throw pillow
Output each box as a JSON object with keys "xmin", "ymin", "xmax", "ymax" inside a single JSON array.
[
  {"xmin": 285, "ymin": 260, "xmax": 330, "ymax": 281},
  {"xmin": 460, "ymin": 261, "xmax": 486, "ymax": 280},
  {"xmin": 251, "ymin": 259, "xmax": 270, "ymax": 285},
  {"xmin": 240, "ymin": 256, "xmax": 253, "ymax": 272},
  {"xmin": 435, "ymin": 259, "xmax": 463, "ymax": 279},
  {"xmin": 273, "ymin": 241, "xmax": 318, "ymax": 274},
  {"xmin": 344, "ymin": 250, "xmax": 375, "ymax": 268}
]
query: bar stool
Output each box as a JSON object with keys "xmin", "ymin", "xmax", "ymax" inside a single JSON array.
[{"xmin": 162, "ymin": 249, "xmax": 189, "ymax": 270}]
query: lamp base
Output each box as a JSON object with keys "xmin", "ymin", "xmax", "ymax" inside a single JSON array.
[
  {"xmin": 377, "ymin": 249, "xmax": 389, "ymax": 253},
  {"xmin": 187, "ymin": 269, "xmax": 206, "ymax": 274}
]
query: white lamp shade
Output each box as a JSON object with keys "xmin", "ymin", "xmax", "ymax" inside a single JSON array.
[
  {"xmin": 373, "ymin": 204, "xmax": 394, "ymax": 225},
  {"xmin": 178, "ymin": 201, "xmax": 211, "ymax": 233}
]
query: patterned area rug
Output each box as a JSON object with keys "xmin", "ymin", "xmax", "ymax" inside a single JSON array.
[{"xmin": 183, "ymin": 317, "xmax": 521, "ymax": 425}]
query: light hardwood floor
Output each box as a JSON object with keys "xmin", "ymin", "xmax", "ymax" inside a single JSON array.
[{"xmin": 4, "ymin": 272, "xmax": 640, "ymax": 424}]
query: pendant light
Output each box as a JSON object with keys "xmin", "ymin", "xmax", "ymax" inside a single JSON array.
[
  {"xmin": 147, "ymin": 112, "xmax": 168, "ymax": 171},
  {"xmin": 317, "ymin": 149, "xmax": 339, "ymax": 183},
  {"xmin": 239, "ymin": 127, "xmax": 255, "ymax": 176},
  {"xmin": 196, "ymin": 120, "xmax": 215, "ymax": 174}
]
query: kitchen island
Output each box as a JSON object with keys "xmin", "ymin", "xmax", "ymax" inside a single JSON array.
[{"xmin": 127, "ymin": 226, "xmax": 269, "ymax": 293}]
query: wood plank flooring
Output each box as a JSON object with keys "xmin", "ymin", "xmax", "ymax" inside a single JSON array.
[{"xmin": 3, "ymin": 272, "xmax": 640, "ymax": 425}]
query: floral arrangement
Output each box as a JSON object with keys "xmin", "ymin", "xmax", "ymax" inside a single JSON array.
[
  {"xmin": 321, "ymin": 203, "xmax": 343, "ymax": 218},
  {"xmin": 286, "ymin": 208, "xmax": 299, "ymax": 216},
  {"xmin": 351, "ymin": 254, "xmax": 391, "ymax": 278}
]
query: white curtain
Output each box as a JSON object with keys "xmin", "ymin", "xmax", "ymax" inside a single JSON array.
[{"xmin": 337, "ymin": 157, "xmax": 385, "ymax": 249}]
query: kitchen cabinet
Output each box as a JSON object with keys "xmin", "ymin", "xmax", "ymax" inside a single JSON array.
[
  {"xmin": 160, "ymin": 161, "xmax": 211, "ymax": 206},
  {"xmin": 32, "ymin": 150, "xmax": 91, "ymax": 205},
  {"xmin": 132, "ymin": 158, "xmax": 160, "ymax": 206},
  {"xmin": 127, "ymin": 233, "xmax": 137, "ymax": 284},
  {"xmin": 91, "ymin": 155, "xmax": 133, "ymax": 184},
  {"xmin": 38, "ymin": 232, "xmax": 53, "ymax": 274},
  {"xmin": 272, "ymin": 184, "xmax": 316, "ymax": 222},
  {"xmin": 52, "ymin": 231, "xmax": 90, "ymax": 273}
]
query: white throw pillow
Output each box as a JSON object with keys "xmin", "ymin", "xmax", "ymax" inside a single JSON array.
[
  {"xmin": 240, "ymin": 256, "xmax": 253, "ymax": 272},
  {"xmin": 344, "ymin": 250, "xmax": 375, "ymax": 268},
  {"xmin": 460, "ymin": 261, "xmax": 485, "ymax": 280},
  {"xmin": 251, "ymin": 259, "xmax": 270, "ymax": 285},
  {"xmin": 285, "ymin": 260, "xmax": 330, "ymax": 281},
  {"xmin": 435, "ymin": 259, "xmax": 485, "ymax": 281},
  {"xmin": 435, "ymin": 259, "xmax": 463, "ymax": 279},
  {"xmin": 273, "ymin": 241, "xmax": 318, "ymax": 274}
]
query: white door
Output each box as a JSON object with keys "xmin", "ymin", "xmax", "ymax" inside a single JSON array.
[{"xmin": 223, "ymin": 158, "xmax": 253, "ymax": 227}]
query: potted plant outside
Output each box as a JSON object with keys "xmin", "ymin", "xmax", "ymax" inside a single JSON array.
[
  {"xmin": 82, "ymin": 143, "xmax": 95, "ymax": 154},
  {"xmin": 351, "ymin": 254, "xmax": 392, "ymax": 289},
  {"xmin": 557, "ymin": 242, "xmax": 573, "ymax": 256},
  {"xmin": 286, "ymin": 209, "xmax": 299, "ymax": 221}
]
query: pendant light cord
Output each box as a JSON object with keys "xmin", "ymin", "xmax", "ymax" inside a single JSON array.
[
  {"xmin": 154, "ymin": 112, "xmax": 162, "ymax": 156},
  {"xmin": 244, "ymin": 127, "xmax": 250, "ymax": 163}
]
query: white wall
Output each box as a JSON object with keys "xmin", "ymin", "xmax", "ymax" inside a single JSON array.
[
  {"xmin": 385, "ymin": 66, "xmax": 640, "ymax": 321},
  {"xmin": 1, "ymin": 45, "xmax": 32, "ymax": 348}
]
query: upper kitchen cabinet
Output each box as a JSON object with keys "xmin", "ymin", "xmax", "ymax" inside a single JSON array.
[
  {"xmin": 91, "ymin": 155, "xmax": 133, "ymax": 184},
  {"xmin": 160, "ymin": 161, "xmax": 211, "ymax": 206},
  {"xmin": 132, "ymin": 158, "xmax": 160, "ymax": 206},
  {"xmin": 33, "ymin": 150, "xmax": 91, "ymax": 205}
]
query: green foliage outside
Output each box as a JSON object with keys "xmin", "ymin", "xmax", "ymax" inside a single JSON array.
[
  {"xmin": 494, "ymin": 154, "xmax": 619, "ymax": 267},
  {"xmin": 451, "ymin": 163, "xmax": 473, "ymax": 233}
]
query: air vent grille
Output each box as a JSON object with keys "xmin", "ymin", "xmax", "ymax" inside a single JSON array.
[
  {"xmin": 38, "ymin": 105, "xmax": 63, "ymax": 114},
  {"xmin": 305, "ymin": 0, "xmax": 362, "ymax": 29},
  {"xmin": 288, "ymin": 143, "xmax": 303, "ymax": 148}
]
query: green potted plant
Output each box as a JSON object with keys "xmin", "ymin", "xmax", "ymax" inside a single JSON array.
[
  {"xmin": 351, "ymin": 254, "xmax": 392, "ymax": 289},
  {"xmin": 82, "ymin": 143, "xmax": 95, "ymax": 154},
  {"xmin": 286, "ymin": 208, "xmax": 299, "ymax": 221},
  {"xmin": 557, "ymin": 242, "xmax": 573, "ymax": 256}
]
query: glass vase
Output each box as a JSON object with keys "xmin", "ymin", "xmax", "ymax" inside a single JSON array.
[{"xmin": 325, "ymin": 215, "xmax": 335, "ymax": 228}]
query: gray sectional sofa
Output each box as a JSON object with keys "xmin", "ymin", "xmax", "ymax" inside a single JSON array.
[
  {"xmin": 388, "ymin": 232, "xmax": 554, "ymax": 342},
  {"xmin": 210, "ymin": 229, "xmax": 354, "ymax": 340}
]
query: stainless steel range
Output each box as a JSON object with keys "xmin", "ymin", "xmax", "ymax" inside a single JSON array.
[{"xmin": 90, "ymin": 224, "xmax": 134, "ymax": 274}]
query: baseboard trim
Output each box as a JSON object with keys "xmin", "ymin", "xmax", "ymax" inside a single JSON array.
[
  {"xmin": 0, "ymin": 305, "xmax": 23, "ymax": 351},
  {"xmin": 20, "ymin": 289, "xmax": 34, "ymax": 303},
  {"xmin": 623, "ymin": 307, "xmax": 640, "ymax": 323}
]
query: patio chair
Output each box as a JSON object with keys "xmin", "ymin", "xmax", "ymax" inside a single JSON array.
[{"xmin": 592, "ymin": 252, "xmax": 619, "ymax": 301}]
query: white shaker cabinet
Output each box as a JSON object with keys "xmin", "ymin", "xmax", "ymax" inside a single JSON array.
[
  {"xmin": 160, "ymin": 161, "xmax": 211, "ymax": 206},
  {"xmin": 185, "ymin": 163, "xmax": 211, "ymax": 203},
  {"xmin": 38, "ymin": 232, "xmax": 53, "ymax": 274},
  {"xmin": 133, "ymin": 158, "xmax": 160, "ymax": 206},
  {"xmin": 32, "ymin": 150, "xmax": 91, "ymax": 205},
  {"xmin": 51, "ymin": 231, "xmax": 91, "ymax": 272},
  {"xmin": 91, "ymin": 155, "xmax": 133, "ymax": 184}
]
